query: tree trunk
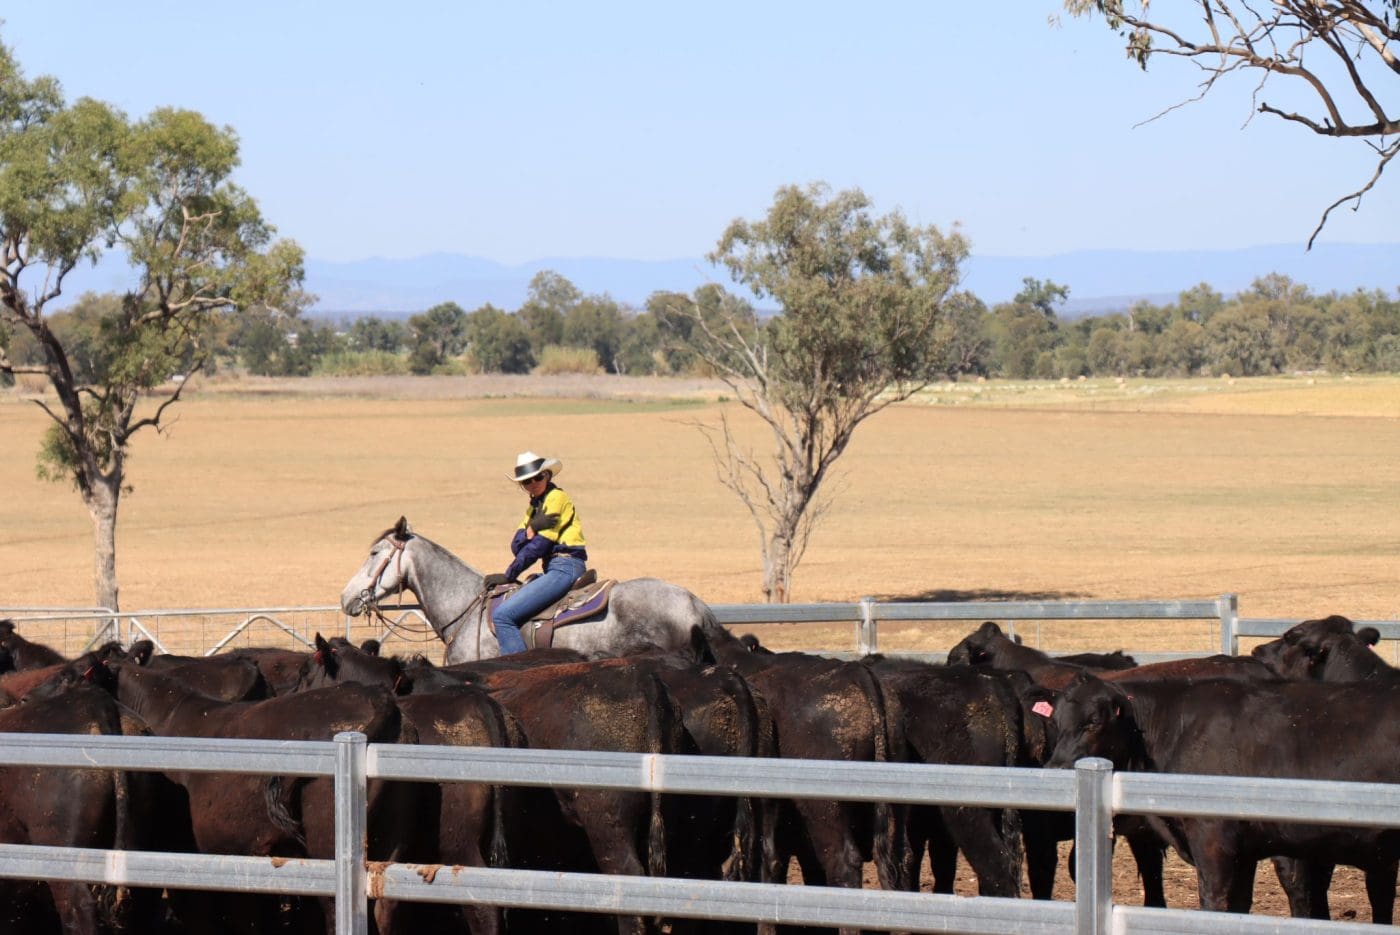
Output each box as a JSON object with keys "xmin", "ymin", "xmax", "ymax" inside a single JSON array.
[
  {"xmin": 84, "ymin": 478, "xmax": 121, "ymax": 611},
  {"xmin": 762, "ymin": 531, "xmax": 793, "ymax": 604}
]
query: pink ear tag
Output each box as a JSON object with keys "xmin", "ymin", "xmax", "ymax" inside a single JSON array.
[{"xmin": 1032, "ymin": 700, "xmax": 1054, "ymax": 718}]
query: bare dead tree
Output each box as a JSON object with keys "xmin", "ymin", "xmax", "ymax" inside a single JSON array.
[{"xmin": 1065, "ymin": 0, "xmax": 1400, "ymax": 246}]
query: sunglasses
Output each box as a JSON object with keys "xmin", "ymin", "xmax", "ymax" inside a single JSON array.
[{"xmin": 519, "ymin": 475, "xmax": 547, "ymax": 487}]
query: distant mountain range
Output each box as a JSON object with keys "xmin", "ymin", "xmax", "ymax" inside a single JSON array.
[{"xmin": 51, "ymin": 242, "xmax": 1400, "ymax": 320}]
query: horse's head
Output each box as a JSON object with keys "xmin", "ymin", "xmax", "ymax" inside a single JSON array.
[{"xmin": 341, "ymin": 517, "xmax": 416, "ymax": 617}]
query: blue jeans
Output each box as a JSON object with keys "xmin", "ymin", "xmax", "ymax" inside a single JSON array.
[{"xmin": 493, "ymin": 556, "xmax": 586, "ymax": 655}]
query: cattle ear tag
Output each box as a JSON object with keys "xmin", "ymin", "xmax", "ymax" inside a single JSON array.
[{"xmin": 1031, "ymin": 700, "xmax": 1054, "ymax": 718}]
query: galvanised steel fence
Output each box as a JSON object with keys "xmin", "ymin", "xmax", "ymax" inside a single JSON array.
[
  {"xmin": 7, "ymin": 594, "xmax": 1400, "ymax": 662},
  {"xmin": 0, "ymin": 732, "xmax": 1391, "ymax": 935},
  {"xmin": 2, "ymin": 594, "xmax": 1244, "ymax": 659}
]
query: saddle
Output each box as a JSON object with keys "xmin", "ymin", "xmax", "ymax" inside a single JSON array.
[{"xmin": 485, "ymin": 569, "xmax": 615, "ymax": 650}]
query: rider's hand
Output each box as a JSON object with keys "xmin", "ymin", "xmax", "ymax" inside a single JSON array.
[{"xmin": 482, "ymin": 573, "xmax": 512, "ymax": 589}]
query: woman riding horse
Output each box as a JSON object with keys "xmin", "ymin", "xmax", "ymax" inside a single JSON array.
[{"xmin": 482, "ymin": 451, "xmax": 589, "ymax": 654}]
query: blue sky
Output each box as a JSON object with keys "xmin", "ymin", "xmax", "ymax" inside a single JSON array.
[{"xmin": 4, "ymin": 3, "xmax": 1396, "ymax": 266}]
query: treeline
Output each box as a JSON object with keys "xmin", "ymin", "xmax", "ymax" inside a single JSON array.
[{"xmin": 6, "ymin": 270, "xmax": 1399, "ymax": 385}]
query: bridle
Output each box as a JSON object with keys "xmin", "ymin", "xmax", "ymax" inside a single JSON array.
[
  {"xmin": 359, "ymin": 536, "xmax": 437, "ymax": 644},
  {"xmin": 359, "ymin": 534, "xmax": 490, "ymax": 648}
]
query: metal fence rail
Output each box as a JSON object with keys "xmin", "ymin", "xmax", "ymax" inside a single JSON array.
[
  {"xmin": 10, "ymin": 595, "xmax": 1400, "ymax": 667},
  {"xmin": 0, "ymin": 732, "xmax": 1395, "ymax": 935},
  {"xmin": 3, "ymin": 594, "xmax": 1243, "ymax": 659}
]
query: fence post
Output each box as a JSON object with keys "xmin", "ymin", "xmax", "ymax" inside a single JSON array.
[
  {"xmin": 1075, "ymin": 757, "xmax": 1114, "ymax": 935},
  {"xmin": 335, "ymin": 731, "xmax": 368, "ymax": 935},
  {"xmin": 857, "ymin": 597, "xmax": 877, "ymax": 656},
  {"xmin": 1218, "ymin": 593, "xmax": 1240, "ymax": 656}
]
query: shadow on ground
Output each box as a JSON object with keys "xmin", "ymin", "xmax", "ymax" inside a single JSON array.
[{"xmin": 878, "ymin": 588, "xmax": 1091, "ymax": 603}]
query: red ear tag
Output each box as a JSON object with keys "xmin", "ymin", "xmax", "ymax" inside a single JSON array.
[
  {"xmin": 313, "ymin": 650, "xmax": 324, "ymax": 664},
  {"xmin": 1031, "ymin": 700, "xmax": 1054, "ymax": 718}
]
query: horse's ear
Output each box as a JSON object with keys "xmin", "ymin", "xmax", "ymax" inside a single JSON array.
[
  {"xmin": 314, "ymin": 632, "xmax": 332, "ymax": 654},
  {"xmin": 394, "ymin": 516, "xmax": 412, "ymax": 538}
]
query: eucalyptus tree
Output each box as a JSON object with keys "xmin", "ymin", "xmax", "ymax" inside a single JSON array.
[
  {"xmin": 0, "ymin": 38, "xmax": 308, "ymax": 610},
  {"xmin": 1065, "ymin": 0, "xmax": 1400, "ymax": 246},
  {"xmin": 659, "ymin": 183, "xmax": 969, "ymax": 602}
]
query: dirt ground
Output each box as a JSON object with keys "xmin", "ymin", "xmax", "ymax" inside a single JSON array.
[
  {"xmin": 3, "ymin": 372, "xmax": 1398, "ymax": 923},
  {"xmin": 852, "ymin": 843, "xmax": 1381, "ymax": 922}
]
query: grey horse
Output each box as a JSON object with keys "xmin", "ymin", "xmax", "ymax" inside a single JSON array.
[{"xmin": 340, "ymin": 517, "xmax": 723, "ymax": 664}]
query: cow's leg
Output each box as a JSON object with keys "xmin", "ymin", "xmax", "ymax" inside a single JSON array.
[
  {"xmin": 1125, "ymin": 832, "xmax": 1167, "ymax": 908},
  {"xmin": 1023, "ymin": 810, "xmax": 1066, "ymax": 900},
  {"xmin": 1227, "ymin": 860, "xmax": 1258, "ymax": 914},
  {"xmin": 1363, "ymin": 859, "xmax": 1397, "ymax": 925},
  {"xmin": 925, "ymin": 816, "xmax": 958, "ymax": 895},
  {"xmin": 940, "ymin": 805, "xmax": 1021, "ymax": 898},
  {"xmin": 574, "ymin": 807, "xmax": 648, "ymax": 935},
  {"xmin": 47, "ymin": 882, "xmax": 100, "ymax": 935},
  {"xmin": 899, "ymin": 806, "xmax": 930, "ymax": 893},
  {"xmin": 1272, "ymin": 857, "xmax": 1331, "ymax": 919},
  {"xmin": 1190, "ymin": 825, "xmax": 1246, "ymax": 913}
]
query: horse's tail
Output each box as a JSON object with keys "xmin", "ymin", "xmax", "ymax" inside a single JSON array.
[{"xmin": 852, "ymin": 659, "xmax": 905, "ymax": 891}]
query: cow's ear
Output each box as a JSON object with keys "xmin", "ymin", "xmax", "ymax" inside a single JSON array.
[
  {"xmin": 1067, "ymin": 669, "xmax": 1096, "ymax": 690},
  {"xmin": 1358, "ymin": 627, "xmax": 1381, "ymax": 646},
  {"xmin": 1012, "ymin": 633, "xmax": 1024, "ymax": 645},
  {"xmin": 128, "ymin": 640, "xmax": 154, "ymax": 667}
]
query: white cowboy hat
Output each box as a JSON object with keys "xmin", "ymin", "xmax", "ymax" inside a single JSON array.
[{"xmin": 510, "ymin": 451, "xmax": 563, "ymax": 482}]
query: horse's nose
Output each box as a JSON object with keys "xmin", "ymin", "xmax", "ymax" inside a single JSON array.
[{"xmin": 345, "ymin": 595, "xmax": 366, "ymax": 617}]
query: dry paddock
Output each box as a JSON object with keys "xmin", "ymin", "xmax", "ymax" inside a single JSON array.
[{"xmin": 3, "ymin": 372, "xmax": 1400, "ymax": 921}]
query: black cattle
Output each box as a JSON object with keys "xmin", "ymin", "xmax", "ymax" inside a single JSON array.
[
  {"xmin": 951, "ymin": 621, "xmax": 1275, "ymax": 691},
  {"xmin": 296, "ymin": 633, "xmax": 414, "ymax": 694},
  {"xmin": 392, "ymin": 686, "xmax": 515, "ymax": 935},
  {"xmin": 1047, "ymin": 673, "xmax": 1400, "ymax": 920},
  {"xmin": 1253, "ymin": 614, "xmax": 1398, "ymax": 684},
  {"xmin": 0, "ymin": 619, "xmax": 67, "ymax": 672},
  {"xmin": 474, "ymin": 659, "xmax": 688, "ymax": 935},
  {"xmin": 623, "ymin": 654, "xmax": 773, "ymax": 895},
  {"xmin": 1250, "ymin": 615, "xmax": 1400, "ymax": 920},
  {"xmin": 0, "ymin": 641, "xmax": 129, "ymax": 705},
  {"xmin": 948, "ymin": 622, "xmax": 1281, "ymax": 905},
  {"xmin": 861, "ymin": 657, "xmax": 1026, "ymax": 898},
  {"xmin": 707, "ymin": 627, "xmax": 900, "ymax": 935},
  {"xmin": 1056, "ymin": 649, "xmax": 1137, "ymax": 669},
  {"xmin": 133, "ymin": 642, "xmax": 272, "ymax": 701},
  {"xmin": 0, "ymin": 684, "xmax": 135, "ymax": 934},
  {"xmin": 89, "ymin": 658, "xmax": 422, "ymax": 933},
  {"xmin": 295, "ymin": 634, "xmax": 519, "ymax": 934},
  {"xmin": 948, "ymin": 622, "xmax": 1095, "ymax": 687}
]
